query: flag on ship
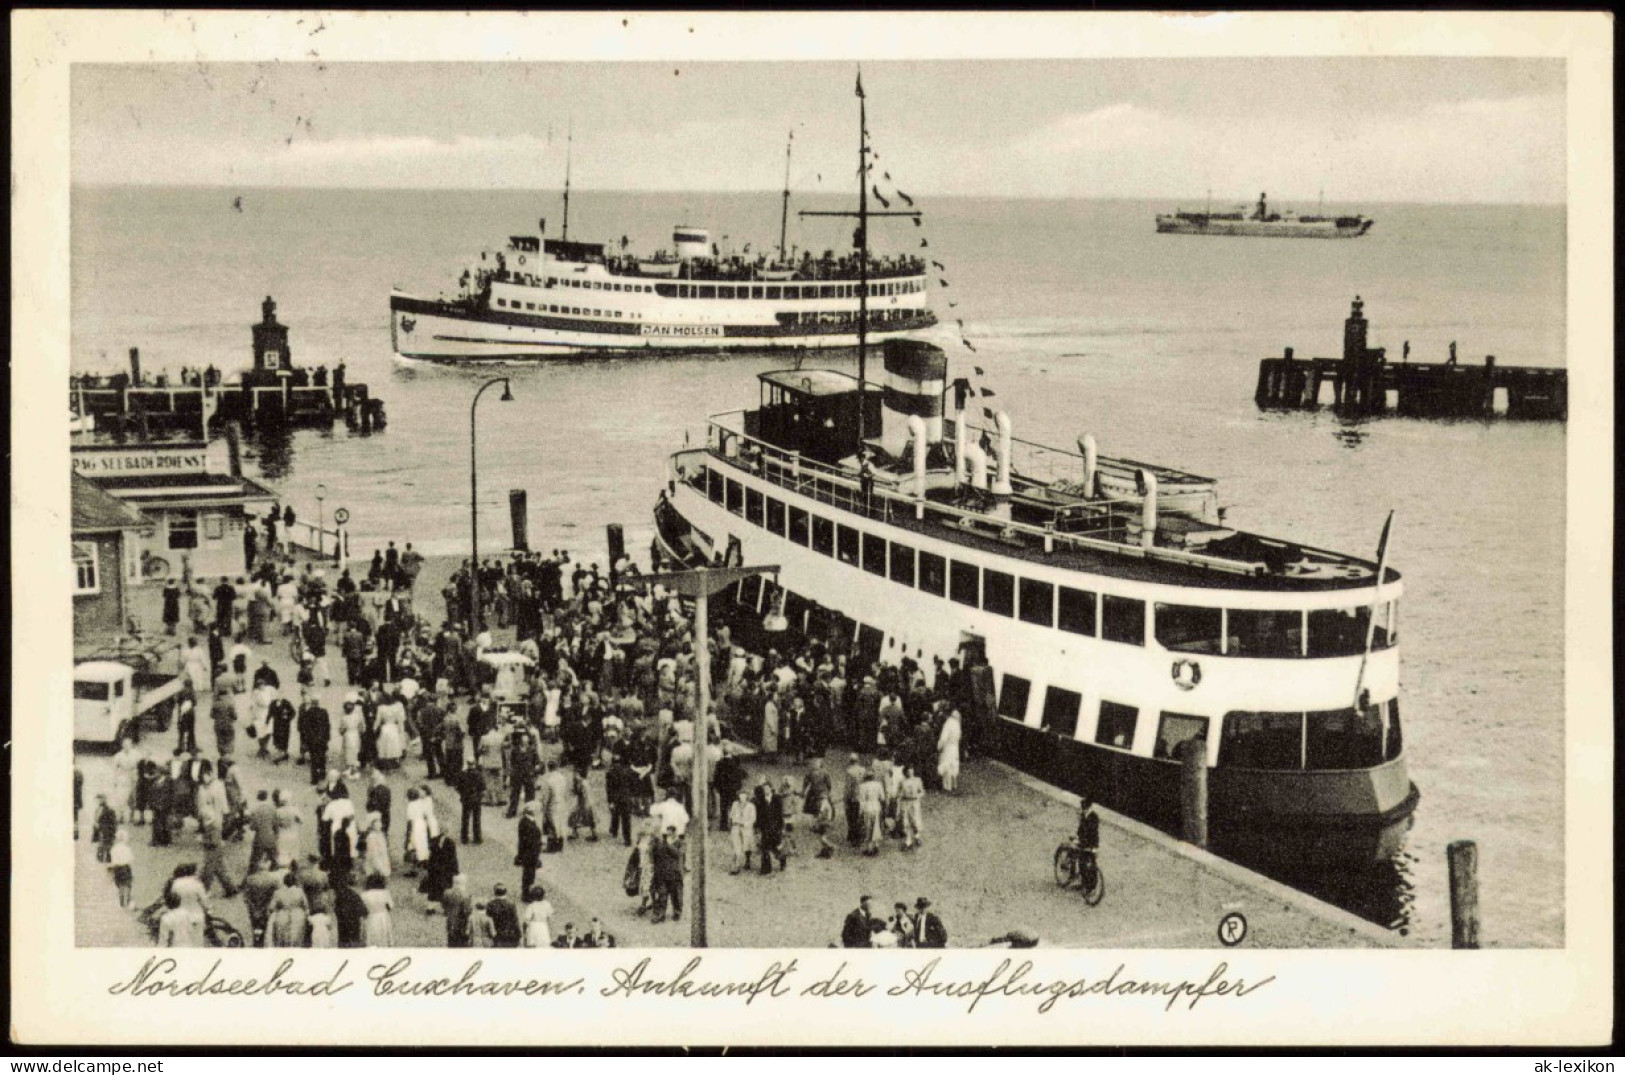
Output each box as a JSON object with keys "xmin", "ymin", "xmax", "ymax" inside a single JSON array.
[
  {"xmin": 979, "ymin": 386, "xmax": 995, "ymax": 396},
  {"xmin": 872, "ymin": 186, "xmax": 891, "ymax": 208},
  {"xmin": 963, "ymin": 340, "xmax": 978, "ymax": 352},
  {"xmin": 920, "ymin": 238, "xmax": 929, "ymax": 248},
  {"xmin": 896, "ymin": 190, "xmax": 914, "ymax": 207},
  {"xmin": 939, "ymin": 279, "xmax": 949, "ymax": 287},
  {"xmin": 933, "ymin": 260, "xmax": 946, "ymax": 271},
  {"xmin": 974, "ymin": 366, "xmax": 985, "ymax": 375}
]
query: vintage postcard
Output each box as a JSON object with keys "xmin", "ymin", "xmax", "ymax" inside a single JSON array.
[{"xmin": 10, "ymin": 9, "xmax": 1614, "ymax": 1048}]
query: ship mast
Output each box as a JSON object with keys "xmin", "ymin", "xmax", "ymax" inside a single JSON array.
[
  {"xmin": 797, "ymin": 69, "xmax": 919, "ymax": 450},
  {"xmin": 562, "ymin": 123, "xmax": 573, "ymax": 241},
  {"xmin": 778, "ymin": 131, "xmax": 793, "ymax": 263}
]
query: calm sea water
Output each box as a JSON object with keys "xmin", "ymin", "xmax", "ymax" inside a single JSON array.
[{"xmin": 71, "ymin": 186, "xmax": 1566, "ymax": 946}]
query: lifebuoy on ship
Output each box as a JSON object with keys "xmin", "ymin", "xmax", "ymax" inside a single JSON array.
[
  {"xmin": 518, "ymin": 255, "xmax": 527, "ymax": 266},
  {"xmin": 1171, "ymin": 659, "xmax": 1202, "ymax": 691}
]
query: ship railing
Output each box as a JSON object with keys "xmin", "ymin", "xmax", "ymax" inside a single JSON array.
[
  {"xmin": 943, "ymin": 417, "xmax": 1215, "ymax": 489},
  {"xmin": 699, "ymin": 416, "xmax": 1265, "ymax": 578}
]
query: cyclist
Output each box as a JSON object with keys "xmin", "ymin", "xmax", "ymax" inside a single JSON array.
[{"xmin": 1075, "ymin": 798, "xmax": 1100, "ymax": 874}]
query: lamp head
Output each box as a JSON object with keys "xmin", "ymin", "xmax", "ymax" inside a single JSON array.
[{"xmin": 499, "ymin": 380, "xmax": 515, "ymax": 403}]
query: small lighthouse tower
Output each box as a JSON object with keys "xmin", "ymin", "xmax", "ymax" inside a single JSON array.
[
  {"xmin": 1342, "ymin": 295, "xmax": 1368, "ymax": 362},
  {"xmin": 251, "ymin": 296, "xmax": 292, "ymax": 378}
]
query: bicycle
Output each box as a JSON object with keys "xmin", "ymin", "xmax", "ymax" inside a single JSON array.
[{"xmin": 1053, "ymin": 837, "xmax": 1105, "ymax": 906}]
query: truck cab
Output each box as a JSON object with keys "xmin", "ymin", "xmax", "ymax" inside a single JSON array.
[{"xmin": 73, "ymin": 660, "xmax": 181, "ymax": 747}]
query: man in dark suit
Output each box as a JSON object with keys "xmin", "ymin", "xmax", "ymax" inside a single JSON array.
[
  {"xmin": 457, "ymin": 763, "xmax": 484, "ymax": 845},
  {"xmin": 912, "ymin": 897, "xmax": 948, "ymax": 948},
  {"xmin": 753, "ymin": 780, "xmax": 786, "ymax": 876},
  {"xmin": 605, "ymin": 755, "xmax": 639, "ymax": 846},
  {"xmin": 301, "ymin": 694, "xmax": 330, "ymax": 786},
  {"xmin": 650, "ymin": 830, "xmax": 684, "ymax": 924},
  {"xmin": 841, "ymin": 895, "xmax": 877, "ymax": 948},
  {"xmin": 486, "ymin": 884, "xmax": 521, "ymax": 948},
  {"xmin": 515, "ymin": 802, "xmax": 543, "ymax": 897}
]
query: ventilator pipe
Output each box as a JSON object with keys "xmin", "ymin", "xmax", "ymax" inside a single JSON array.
[
  {"xmin": 992, "ymin": 411, "xmax": 1014, "ymax": 497},
  {"xmin": 1077, "ymin": 434, "xmax": 1099, "ymax": 499},
  {"xmin": 966, "ymin": 443, "xmax": 990, "ymax": 492},
  {"xmin": 954, "ymin": 401, "xmax": 969, "ymax": 484},
  {"xmin": 908, "ymin": 415, "xmax": 928, "ymax": 500},
  {"xmin": 1138, "ymin": 467, "xmax": 1158, "ymax": 549}
]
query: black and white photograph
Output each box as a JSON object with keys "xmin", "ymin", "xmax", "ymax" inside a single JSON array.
[{"xmin": 12, "ymin": 9, "xmax": 1613, "ymax": 1049}]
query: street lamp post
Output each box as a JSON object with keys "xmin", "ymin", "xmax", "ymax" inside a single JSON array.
[
  {"xmin": 632, "ymin": 563, "xmax": 780, "ymax": 948},
  {"xmin": 469, "ymin": 377, "xmax": 515, "ymax": 637},
  {"xmin": 314, "ymin": 483, "xmax": 328, "ymax": 557}
]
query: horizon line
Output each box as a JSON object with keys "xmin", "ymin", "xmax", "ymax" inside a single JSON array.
[{"xmin": 69, "ymin": 181, "xmax": 1567, "ymax": 208}]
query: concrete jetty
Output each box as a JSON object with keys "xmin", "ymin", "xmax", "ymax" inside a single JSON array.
[{"xmin": 1255, "ymin": 297, "xmax": 1566, "ymax": 419}]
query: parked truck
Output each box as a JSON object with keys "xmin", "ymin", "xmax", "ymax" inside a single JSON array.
[{"xmin": 73, "ymin": 660, "xmax": 186, "ymax": 748}]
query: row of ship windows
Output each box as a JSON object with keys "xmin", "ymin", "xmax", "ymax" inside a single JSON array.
[
  {"xmin": 496, "ymin": 299, "xmax": 636, "ymax": 319},
  {"xmin": 646, "ymin": 280, "xmax": 922, "ymax": 301},
  {"xmin": 547, "ymin": 278, "xmax": 656, "ymax": 294},
  {"xmin": 997, "ymin": 676, "xmax": 1402, "ymax": 770},
  {"xmin": 707, "ymin": 467, "xmax": 1397, "ymax": 658}
]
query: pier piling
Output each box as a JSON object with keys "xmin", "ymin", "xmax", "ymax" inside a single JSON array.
[
  {"xmin": 1179, "ymin": 737, "xmax": 1208, "ymax": 848},
  {"xmin": 1447, "ymin": 839, "xmax": 1481, "ymax": 949},
  {"xmin": 509, "ymin": 489, "xmax": 529, "ymax": 551}
]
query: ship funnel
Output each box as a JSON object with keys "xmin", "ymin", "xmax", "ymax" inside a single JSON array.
[
  {"xmin": 992, "ymin": 411, "xmax": 1013, "ymax": 496},
  {"xmin": 879, "ymin": 339, "xmax": 947, "ymax": 458},
  {"xmin": 1077, "ymin": 434, "xmax": 1099, "ymax": 498},
  {"xmin": 1137, "ymin": 468, "xmax": 1158, "ymax": 549},
  {"xmin": 674, "ymin": 226, "xmax": 710, "ymax": 262},
  {"xmin": 966, "ymin": 442, "xmax": 989, "ymax": 492},
  {"xmin": 907, "ymin": 415, "xmax": 928, "ymax": 501}
]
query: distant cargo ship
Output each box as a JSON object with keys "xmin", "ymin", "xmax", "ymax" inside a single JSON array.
[{"xmin": 1156, "ymin": 193, "xmax": 1374, "ymax": 239}]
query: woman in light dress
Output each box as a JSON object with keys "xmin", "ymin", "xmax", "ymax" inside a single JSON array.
[
  {"xmin": 375, "ymin": 692, "xmax": 407, "ymax": 773},
  {"xmin": 308, "ymin": 910, "xmax": 336, "ymax": 948},
  {"xmin": 361, "ymin": 874, "xmax": 395, "ymax": 947},
  {"xmin": 111, "ymin": 739, "xmax": 142, "ymax": 823},
  {"xmin": 358, "ymin": 811, "xmax": 390, "ymax": 881},
  {"xmin": 760, "ymin": 695, "xmax": 780, "ymax": 756},
  {"xmin": 898, "ymin": 765, "xmax": 926, "ymax": 850},
  {"xmin": 269, "ymin": 872, "xmax": 310, "ymax": 947},
  {"xmin": 936, "ymin": 710, "xmax": 963, "ymax": 794},
  {"xmin": 404, "ymin": 786, "xmax": 439, "ymax": 870},
  {"xmin": 337, "ymin": 699, "xmax": 365, "ymax": 773},
  {"xmin": 251, "ymin": 681, "xmax": 278, "ymax": 752},
  {"xmin": 272, "ymin": 789, "xmax": 303, "ymax": 869},
  {"xmin": 520, "ymin": 886, "xmax": 554, "ymax": 948}
]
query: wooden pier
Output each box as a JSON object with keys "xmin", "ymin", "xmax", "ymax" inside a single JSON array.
[
  {"xmin": 70, "ymin": 296, "xmax": 388, "ymax": 436},
  {"xmin": 1255, "ymin": 297, "xmax": 1566, "ymax": 420}
]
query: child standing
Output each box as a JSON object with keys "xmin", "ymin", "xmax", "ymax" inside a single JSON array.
[
  {"xmin": 108, "ymin": 827, "xmax": 135, "ymax": 908},
  {"xmin": 469, "ymin": 901, "xmax": 495, "ymax": 948},
  {"xmin": 92, "ymin": 795, "xmax": 117, "ymax": 863}
]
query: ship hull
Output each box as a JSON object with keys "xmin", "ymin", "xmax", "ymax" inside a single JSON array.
[
  {"xmin": 653, "ymin": 477, "xmax": 1416, "ymax": 866},
  {"xmin": 1155, "ymin": 218, "xmax": 1374, "ymax": 239},
  {"xmin": 391, "ymin": 293, "xmax": 938, "ymax": 362}
]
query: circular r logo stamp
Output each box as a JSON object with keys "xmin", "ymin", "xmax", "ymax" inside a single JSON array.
[{"xmin": 1218, "ymin": 912, "xmax": 1248, "ymax": 947}]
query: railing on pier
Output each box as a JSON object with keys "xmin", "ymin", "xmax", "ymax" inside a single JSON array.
[
  {"xmin": 689, "ymin": 415, "xmax": 1266, "ymax": 578},
  {"xmin": 284, "ymin": 520, "xmax": 349, "ymax": 565}
]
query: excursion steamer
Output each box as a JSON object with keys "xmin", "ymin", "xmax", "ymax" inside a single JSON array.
[{"xmin": 652, "ymin": 340, "xmax": 1417, "ymax": 865}]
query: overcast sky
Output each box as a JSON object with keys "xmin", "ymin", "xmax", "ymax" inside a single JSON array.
[{"xmin": 72, "ymin": 58, "xmax": 1565, "ymax": 203}]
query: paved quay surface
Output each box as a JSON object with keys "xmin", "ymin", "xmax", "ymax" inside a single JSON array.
[{"xmin": 76, "ymin": 549, "xmax": 1398, "ymax": 950}]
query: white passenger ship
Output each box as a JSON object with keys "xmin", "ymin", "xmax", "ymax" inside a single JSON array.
[
  {"xmin": 653, "ymin": 340, "xmax": 1417, "ymax": 863},
  {"xmin": 390, "ymin": 230, "xmax": 935, "ymax": 362}
]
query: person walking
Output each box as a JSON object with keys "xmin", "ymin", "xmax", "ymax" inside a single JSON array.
[
  {"xmin": 843, "ymin": 753, "xmax": 865, "ymax": 847},
  {"xmin": 269, "ymin": 872, "xmax": 310, "ymax": 947},
  {"xmin": 650, "ymin": 830, "xmax": 684, "ymax": 923},
  {"xmin": 361, "ymin": 874, "xmax": 395, "ymax": 947},
  {"xmin": 210, "ymin": 693, "xmax": 237, "ymax": 760},
  {"xmin": 107, "ymin": 828, "xmax": 135, "ymax": 908},
  {"xmin": 157, "ymin": 890, "xmax": 205, "ymax": 948},
  {"xmin": 273, "ymin": 788, "xmax": 303, "ymax": 869},
  {"xmin": 301, "ymin": 695, "xmax": 331, "ymax": 786},
  {"xmin": 857, "ymin": 766, "xmax": 885, "ymax": 857},
  {"xmin": 521, "ymin": 886, "xmax": 555, "ymax": 948},
  {"xmin": 754, "ymin": 780, "xmax": 787, "ymax": 875},
  {"xmin": 899, "ymin": 764, "xmax": 925, "ymax": 850},
  {"xmin": 456, "ymin": 762, "xmax": 484, "ymax": 845},
  {"xmin": 361, "ymin": 812, "xmax": 391, "ymax": 882},
  {"xmin": 605, "ymin": 754, "xmax": 638, "ymax": 846},
  {"xmin": 442, "ymin": 874, "xmax": 472, "ymax": 948},
  {"xmin": 516, "ymin": 802, "xmax": 543, "ymax": 896},
  {"xmin": 486, "ymin": 884, "xmax": 521, "ymax": 947},
  {"xmin": 911, "ymin": 897, "xmax": 947, "ymax": 948},
  {"xmin": 841, "ymin": 895, "xmax": 877, "ymax": 948},
  {"xmin": 268, "ymin": 692, "xmax": 296, "ymax": 763},
  {"xmin": 937, "ymin": 709, "xmax": 962, "ymax": 794},
  {"xmin": 728, "ymin": 789, "xmax": 756, "ymax": 874},
  {"xmin": 243, "ymin": 853, "xmax": 282, "ymax": 947}
]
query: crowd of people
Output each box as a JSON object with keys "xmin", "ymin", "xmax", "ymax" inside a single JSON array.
[{"xmin": 83, "ymin": 531, "xmax": 995, "ymax": 949}]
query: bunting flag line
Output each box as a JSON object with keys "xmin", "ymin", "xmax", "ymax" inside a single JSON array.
[
  {"xmin": 884, "ymin": 171, "xmax": 891, "ymax": 180},
  {"xmin": 973, "ymin": 366, "xmax": 985, "ymax": 375},
  {"xmin": 963, "ymin": 340, "xmax": 978, "ymax": 353},
  {"xmin": 896, "ymin": 190, "xmax": 914, "ymax": 207},
  {"xmin": 982, "ymin": 406, "xmax": 996, "ymax": 419},
  {"xmin": 872, "ymin": 186, "xmax": 891, "ymax": 208},
  {"xmin": 912, "ymin": 216, "xmax": 922, "ymax": 227},
  {"xmin": 979, "ymin": 386, "xmax": 995, "ymax": 396},
  {"xmin": 919, "ymin": 238, "xmax": 929, "ymax": 248},
  {"xmin": 939, "ymin": 279, "xmax": 950, "ymax": 287},
  {"xmin": 932, "ymin": 260, "xmax": 946, "ymax": 271}
]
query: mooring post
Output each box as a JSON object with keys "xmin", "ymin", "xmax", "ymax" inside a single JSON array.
[
  {"xmin": 1179, "ymin": 737, "xmax": 1208, "ymax": 848},
  {"xmin": 1447, "ymin": 839, "xmax": 1480, "ymax": 949}
]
